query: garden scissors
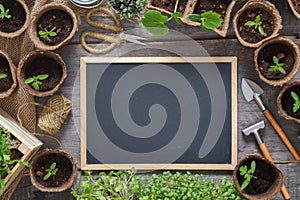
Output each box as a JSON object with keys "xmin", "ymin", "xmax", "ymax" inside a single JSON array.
[{"xmin": 81, "ymin": 7, "xmax": 147, "ymax": 54}]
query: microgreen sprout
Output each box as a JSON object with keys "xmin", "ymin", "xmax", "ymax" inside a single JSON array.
[
  {"xmin": 239, "ymin": 160, "xmax": 256, "ymax": 190},
  {"xmin": 24, "ymin": 74, "xmax": 48, "ymax": 91},
  {"xmin": 38, "ymin": 27, "xmax": 57, "ymax": 42},
  {"xmin": 268, "ymin": 56, "xmax": 286, "ymax": 74},
  {"xmin": 245, "ymin": 15, "xmax": 265, "ymax": 35},
  {"xmin": 43, "ymin": 162, "xmax": 58, "ymax": 181},
  {"xmin": 0, "ymin": 73, "xmax": 7, "ymax": 79},
  {"xmin": 0, "ymin": 4, "xmax": 11, "ymax": 19},
  {"xmin": 291, "ymin": 91, "xmax": 300, "ymax": 113}
]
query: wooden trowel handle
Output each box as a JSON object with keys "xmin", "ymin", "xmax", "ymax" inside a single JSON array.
[
  {"xmin": 259, "ymin": 143, "xmax": 291, "ymax": 200},
  {"xmin": 263, "ymin": 109, "xmax": 300, "ymax": 160}
]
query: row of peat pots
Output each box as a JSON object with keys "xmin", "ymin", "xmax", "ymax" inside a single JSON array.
[{"xmin": 0, "ymin": 1, "xmax": 78, "ymax": 98}]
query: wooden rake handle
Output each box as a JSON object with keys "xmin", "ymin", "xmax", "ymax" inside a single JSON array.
[
  {"xmin": 263, "ymin": 109, "xmax": 300, "ymax": 160},
  {"xmin": 259, "ymin": 143, "xmax": 290, "ymax": 200}
]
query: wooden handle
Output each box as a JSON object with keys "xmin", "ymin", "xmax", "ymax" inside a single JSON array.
[
  {"xmin": 259, "ymin": 143, "xmax": 290, "ymax": 199},
  {"xmin": 263, "ymin": 109, "xmax": 300, "ymax": 160}
]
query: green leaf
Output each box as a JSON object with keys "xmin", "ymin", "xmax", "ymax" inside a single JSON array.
[
  {"xmin": 38, "ymin": 74, "xmax": 49, "ymax": 80},
  {"xmin": 142, "ymin": 10, "xmax": 169, "ymax": 36},
  {"xmin": 49, "ymin": 31, "xmax": 57, "ymax": 37},
  {"xmin": 244, "ymin": 21, "xmax": 256, "ymax": 26},
  {"xmin": 239, "ymin": 165, "xmax": 247, "ymax": 175},
  {"xmin": 255, "ymin": 15, "xmax": 261, "ymax": 24},
  {"xmin": 38, "ymin": 30, "xmax": 46, "ymax": 35},
  {"xmin": 200, "ymin": 11, "xmax": 223, "ymax": 31},
  {"xmin": 32, "ymin": 82, "xmax": 39, "ymax": 90},
  {"xmin": 43, "ymin": 173, "xmax": 51, "ymax": 181},
  {"xmin": 268, "ymin": 66, "xmax": 277, "ymax": 72},
  {"xmin": 189, "ymin": 14, "xmax": 201, "ymax": 22},
  {"xmin": 0, "ymin": 4, "xmax": 4, "ymax": 12},
  {"xmin": 0, "ymin": 179, "xmax": 4, "ymax": 189},
  {"xmin": 240, "ymin": 179, "xmax": 249, "ymax": 190},
  {"xmin": 291, "ymin": 91, "xmax": 299, "ymax": 101},
  {"xmin": 293, "ymin": 103, "xmax": 300, "ymax": 113},
  {"xmin": 172, "ymin": 12, "xmax": 183, "ymax": 24},
  {"xmin": 24, "ymin": 77, "xmax": 35, "ymax": 84},
  {"xmin": 250, "ymin": 161, "xmax": 256, "ymax": 173},
  {"xmin": 0, "ymin": 73, "xmax": 7, "ymax": 79},
  {"xmin": 258, "ymin": 26, "xmax": 265, "ymax": 34},
  {"xmin": 278, "ymin": 67, "xmax": 286, "ymax": 74}
]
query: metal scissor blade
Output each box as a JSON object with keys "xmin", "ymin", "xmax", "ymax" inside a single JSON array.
[{"xmin": 123, "ymin": 34, "xmax": 148, "ymax": 46}]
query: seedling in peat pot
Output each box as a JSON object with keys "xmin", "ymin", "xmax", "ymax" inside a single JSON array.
[
  {"xmin": 245, "ymin": 15, "xmax": 265, "ymax": 35},
  {"xmin": 24, "ymin": 74, "xmax": 49, "ymax": 91},
  {"xmin": 239, "ymin": 160, "xmax": 256, "ymax": 190},
  {"xmin": 0, "ymin": 73, "xmax": 7, "ymax": 79},
  {"xmin": 268, "ymin": 56, "xmax": 286, "ymax": 74},
  {"xmin": 291, "ymin": 91, "xmax": 300, "ymax": 113},
  {"xmin": 0, "ymin": 4, "xmax": 11, "ymax": 19},
  {"xmin": 189, "ymin": 10, "xmax": 223, "ymax": 31},
  {"xmin": 43, "ymin": 162, "xmax": 58, "ymax": 181},
  {"xmin": 38, "ymin": 27, "xmax": 57, "ymax": 42}
]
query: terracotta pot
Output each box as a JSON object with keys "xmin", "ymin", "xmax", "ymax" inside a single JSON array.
[
  {"xmin": 0, "ymin": 0, "xmax": 30, "ymax": 38},
  {"xmin": 30, "ymin": 149, "xmax": 77, "ymax": 192},
  {"xmin": 287, "ymin": 0, "xmax": 300, "ymax": 19},
  {"xmin": 0, "ymin": 50, "xmax": 17, "ymax": 99},
  {"xmin": 233, "ymin": 0, "xmax": 282, "ymax": 48},
  {"xmin": 254, "ymin": 37, "xmax": 300, "ymax": 86},
  {"xmin": 17, "ymin": 50, "xmax": 67, "ymax": 97},
  {"xmin": 277, "ymin": 80, "xmax": 300, "ymax": 123},
  {"xmin": 29, "ymin": 3, "xmax": 78, "ymax": 51},
  {"xmin": 233, "ymin": 154, "xmax": 284, "ymax": 200}
]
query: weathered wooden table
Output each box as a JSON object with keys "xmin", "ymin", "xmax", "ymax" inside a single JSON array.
[{"xmin": 11, "ymin": 1, "xmax": 300, "ymax": 199}]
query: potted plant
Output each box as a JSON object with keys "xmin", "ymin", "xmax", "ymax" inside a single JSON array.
[
  {"xmin": 233, "ymin": 0, "xmax": 282, "ymax": 48},
  {"xmin": 107, "ymin": 0, "xmax": 147, "ymax": 20},
  {"xmin": 277, "ymin": 80, "xmax": 300, "ymax": 124},
  {"xmin": 0, "ymin": 0, "xmax": 29, "ymax": 38},
  {"xmin": 30, "ymin": 149, "xmax": 77, "ymax": 192},
  {"xmin": 0, "ymin": 50, "xmax": 17, "ymax": 99},
  {"xmin": 287, "ymin": 0, "xmax": 300, "ymax": 19},
  {"xmin": 233, "ymin": 154, "xmax": 283, "ymax": 200},
  {"xmin": 254, "ymin": 37, "xmax": 300, "ymax": 86},
  {"xmin": 17, "ymin": 50, "xmax": 67, "ymax": 97},
  {"xmin": 29, "ymin": 3, "xmax": 78, "ymax": 51}
]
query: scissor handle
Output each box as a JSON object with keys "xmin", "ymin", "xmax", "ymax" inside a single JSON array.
[
  {"xmin": 81, "ymin": 31, "xmax": 122, "ymax": 54},
  {"xmin": 86, "ymin": 7, "xmax": 123, "ymax": 33}
]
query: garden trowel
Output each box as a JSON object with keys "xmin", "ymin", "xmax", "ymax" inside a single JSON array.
[{"xmin": 241, "ymin": 78, "xmax": 300, "ymax": 160}]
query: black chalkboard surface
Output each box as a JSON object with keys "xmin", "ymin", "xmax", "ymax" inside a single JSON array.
[{"xmin": 80, "ymin": 57, "xmax": 237, "ymax": 170}]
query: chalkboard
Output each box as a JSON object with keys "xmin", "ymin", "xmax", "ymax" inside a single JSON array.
[{"xmin": 80, "ymin": 57, "xmax": 237, "ymax": 170}]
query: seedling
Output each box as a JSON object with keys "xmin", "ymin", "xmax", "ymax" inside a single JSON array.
[
  {"xmin": 245, "ymin": 15, "xmax": 265, "ymax": 35},
  {"xmin": 24, "ymin": 74, "xmax": 49, "ymax": 91},
  {"xmin": 0, "ymin": 128, "xmax": 29, "ymax": 188},
  {"xmin": 107, "ymin": 0, "xmax": 146, "ymax": 20},
  {"xmin": 268, "ymin": 56, "xmax": 286, "ymax": 74},
  {"xmin": 189, "ymin": 10, "xmax": 223, "ymax": 31},
  {"xmin": 0, "ymin": 73, "xmax": 7, "ymax": 79},
  {"xmin": 43, "ymin": 162, "xmax": 58, "ymax": 181},
  {"xmin": 38, "ymin": 27, "xmax": 57, "ymax": 42},
  {"xmin": 0, "ymin": 4, "xmax": 11, "ymax": 19},
  {"xmin": 291, "ymin": 91, "xmax": 300, "ymax": 113},
  {"xmin": 239, "ymin": 160, "xmax": 256, "ymax": 190}
]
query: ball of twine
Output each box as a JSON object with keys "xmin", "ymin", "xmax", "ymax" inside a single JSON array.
[{"xmin": 38, "ymin": 94, "xmax": 72, "ymax": 134}]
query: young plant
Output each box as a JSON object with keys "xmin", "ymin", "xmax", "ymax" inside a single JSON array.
[
  {"xmin": 245, "ymin": 15, "xmax": 265, "ymax": 35},
  {"xmin": 0, "ymin": 4, "xmax": 11, "ymax": 19},
  {"xmin": 24, "ymin": 74, "xmax": 48, "ymax": 91},
  {"xmin": 268, "ymin": 56, "xmax": 286, "ymax": 74},
  {"xmin": 239, "ymin": 160, "xmax": 256, "ymax": 190},
  {"xmin": 142, "ymin": 0, "xmax": 183, "ymax": 36},
  {"xmin": 189, "ymin": 10, "xmax": 223, "ymax": 31},
  {"xmin": 291, "ymin": 91, "xmax": 300, "ymax": 113},
  {"xmin": 38, "ymin": 28, "xmax": 57, "ymax": 42},
  {"xmin": 43, "ymin": 162, "xmax": 58, "ymax": 181},
  {"xmin": 0, "ymin": 73, "xmax": 7, "ymax": 79},
  {"xmin": 107, "ymin": 0, "xmax": 147, "ymax": 20},
  {"xmin": 0, "ymin": 128, "xmax": 29, "ymax": 189}
]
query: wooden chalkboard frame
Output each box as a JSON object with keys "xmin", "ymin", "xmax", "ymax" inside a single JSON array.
[{"xmin": 80, "ymin": 57, "xmax": 237, "ymax": 170}]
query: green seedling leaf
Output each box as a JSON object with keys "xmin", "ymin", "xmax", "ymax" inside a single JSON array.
[
  {"xmin": 291, "ymin": 91, "xmax": 299, "ymax": 101},
  {"xmin": 24, "ymin": 77, "xmax": 35, "ymax": 84},
  {"xmin": 32, "ymin": 82, "xmax": 39, "ymax": 90},
  {"xmin": 268, "ymin": 56, "xmax": 286, "ymax": 74},
  {"xmin": 239, "ymin": 161, "xmax": 256, "ymax": 190},
  {"xmin": 0, "ymin": 73, "xmax": 7, "ymax": 79},
  {"xmin": 0, "ymin": 4, "xmax": 11, "ymax": 19},
  {"xmin": 43, "ymin": 162, "xmax": 58, "ymax": 181},
  {"xmin": 38, "ymin": 74, "xmax": 49, "ymax": 80},
  {"xmin": 245, "ymin": 15, "xmax": 264, "ymax": 35},
  {"xmin": 38, "ymin": 28, "xmax": 57, "ymax": 41},
  {"xmin": 141, "ymin": 10, "xmax": 169, "ymax": 36},
  {"xmin": 189, "ymin": 11, "xmax": 223, "ymax": 31},
  {"xmin": 25, "ymin": 74, "xmax": 48, "ymax": 91},
  {"xmin": 291, "ymin": 91, "xmax": 300, "ymax": 113},
  {"xmin": 244, "ymin": 21, "xmax": 256, "ymax": 26},
  {"xmin": 172, "ymin": 12, "xmax": 183, "ymax": 24}
]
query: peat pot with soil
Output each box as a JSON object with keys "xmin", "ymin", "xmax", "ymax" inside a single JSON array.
[
  {"xmin": 0, "ymin": 0, "xmax": 29, "ymax": 38},
  {"xmin": 288, "ymin": 0, "xmax": 300, "ymax": 19},
  {"xmin": 254, "ymin": 37, "xmax": 300, "ymax": 86},
  {"xmin": 233, "ymin": 154, "xmax": 283, "ymax": 200},
  {"xmin": 30, "ymin": 149, "xmax": 77, "ymax": 192},
  {"xmin": 17, "ymin": 50, "xmax": 67, "ymax": 97},
  {"xmin": 277, "ymin": 80, "xmax": 300, "ymax": 124},
  {"xmin": 0, "ymin": 50, "xmax": 17, "ymax": 99},
  {"xmin": 233, "ymin": 0, "xmax": 282, "ymax": 48},
  {"xmin": 29, "ymin": 3, "xmax": 78, "ymax": 51}
]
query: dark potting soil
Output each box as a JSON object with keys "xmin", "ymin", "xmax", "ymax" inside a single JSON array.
[
  {"xmin": 24, "ymin": 56, "xmax": 62, "ymax": 92},
  {"xmin": 237, "ymin": 159, "xmax": 275, "ymax": 194},
  {"xmin": 237, "ymin": 8, "xmax": 274, "ymax": 44},
  {"xmin": 194, "ymin": 0, "xmax": 232, "ymax": 20},
  {"xmin": 33, "ymin": 153, "xmax": 73, "ymax": 187},
  {"xmin": 37, "ymin": 9, "xmax": 73, "ymax": 46},
  {"xmin": 291, "ymin": 0, "xmax": 300, "ymax": 13},
  {"xmin": 0, "ymin": 0, "xmax": 26, "ymax": 33},
  {"xmin": 281, "ymin": 85, "xmax": 300, "ymax": 119},
  {"xmin": 0, "ymin": 56, "xmax": 13, "ymax": 93},
  {"xmin": 257, "ymin": 43, "xmax": 294, "ymax": 80},
  {"xmin": 152, "ymin": 0, "xmax": 188, "ymax": 13}
]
